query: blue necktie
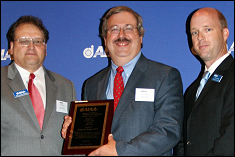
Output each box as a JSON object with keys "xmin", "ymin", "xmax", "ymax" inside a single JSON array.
[{"xmin": 196, "ymin": 71, "xmax": 210, "ymax": 100}]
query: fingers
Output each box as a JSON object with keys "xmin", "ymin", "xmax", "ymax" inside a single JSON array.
[
  {"xmin": 88, "ymin": 134, "xmax": 117, "ymax": 156},
  {"xmin": 108, "ymin": 134, "xmax": 114, "ymax": 142},
  {"xmin": 61, "ymin": 115, "xmax": 72, "ymax": 139}
]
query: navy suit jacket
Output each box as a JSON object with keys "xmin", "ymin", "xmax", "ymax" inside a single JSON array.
[
  {"xmin": 82, "ymin": 54, "xmax": 184, "ymax": 156},
  {"xmin": 175, "ymin": 55, "xmax": 234, "ymax": 156}
]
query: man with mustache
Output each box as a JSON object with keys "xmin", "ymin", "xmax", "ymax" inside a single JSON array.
[
  {"xmin": 1, "ymin": 15, "xmax": 77, "ymax": 155},
  {"xmin": 62, "ymin": 6, "xmax": 184, "ymax": 156}
]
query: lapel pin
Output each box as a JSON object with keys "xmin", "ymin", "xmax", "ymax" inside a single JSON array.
[{"xmin": 211, "ymin": 74, "xmax": 223, "ymax": 83}]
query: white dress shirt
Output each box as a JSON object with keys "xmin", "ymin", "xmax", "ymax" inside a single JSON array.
[
  {"xmin": 15, "ymin": 63, "xmax": 46, "ymax": 109},
  {"xmin": 204, "ymin": 52, "xmax": 230, "ymax": 75},
  {"xmin": 106, "ymin": 51, "xmax": 141, "ymax": 99}
]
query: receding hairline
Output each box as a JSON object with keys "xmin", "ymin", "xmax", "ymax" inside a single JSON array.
[{"xmin": 191, "ymin": 7, "xmax": 227, "ymax": 29}]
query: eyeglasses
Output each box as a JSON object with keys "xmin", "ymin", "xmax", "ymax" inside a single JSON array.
[
  {"xmin": 14, "ymin": 37, "xmax": 46, "ymax": 46},
  {"xmin": 107, "ymin": 25, "xmax": 137, "ymax": 35}
]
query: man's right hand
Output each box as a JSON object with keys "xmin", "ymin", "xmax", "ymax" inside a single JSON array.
[{"xmin": 61, "ymin": 115, "xmax": 72, "ymax": 139}]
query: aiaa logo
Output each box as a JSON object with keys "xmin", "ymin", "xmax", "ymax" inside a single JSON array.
[
  {"xmin": 1, "ymin": 49, "xmax": 11, "ymax": 60},
  {"xmin": 228, "ymin": 42, "xmax": 234, "ymax": 54},
  {"xmin": 83, "ymin": 45, "xmax": 107, "ymax": 58}
]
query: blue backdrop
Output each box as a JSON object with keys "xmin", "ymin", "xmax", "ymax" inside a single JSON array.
[{"xmin": 1, "ymin": 1, "xmax": 234, "ymax": 99}]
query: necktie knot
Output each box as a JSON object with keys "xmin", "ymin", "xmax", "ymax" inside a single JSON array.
[
  {"xmin": 29, "ymin": 73, "xmax": 35, "ymax": 80},
  {"xmin": 116, "ymin": 66, "xmax": 124, "ymax": 73},
  {"xmin": 203, "ymin": 71, "xmax": 210, "ymax": 81}
]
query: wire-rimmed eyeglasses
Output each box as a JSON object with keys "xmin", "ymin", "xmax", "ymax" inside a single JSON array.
[
  {"xmin": 107, "ymin": 25, "xmax": 137, "ymax": 35},
  {"xmin": 14, "ymin": 37, "xmax": 46, "ymax": 46}
]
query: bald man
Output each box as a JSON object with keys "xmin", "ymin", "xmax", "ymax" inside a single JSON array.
[{"xmin": 174, "ymin": 7, "xmax": 234, "ymax": 156}]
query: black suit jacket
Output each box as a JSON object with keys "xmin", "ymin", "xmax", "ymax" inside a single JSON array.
[{"xmin": 175, "ymin": 55, "xmax": 234, "ymax": 156}]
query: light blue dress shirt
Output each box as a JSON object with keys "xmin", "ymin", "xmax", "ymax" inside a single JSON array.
[{"xmin": 106, "ymin": 51, "xmax": 141, "ymax": 99}]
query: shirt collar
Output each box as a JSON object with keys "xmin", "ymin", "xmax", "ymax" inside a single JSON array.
[
  {"xmin": 205, "ymin": 52, "xmax": 230, "ymax": 74},
  {"xmin": 111, "ymin": 51, "xmax": 141, "ymax": 76},
  {"xmin": 14, "ymin": 62, "xmax": 45, "ymax": 86}
]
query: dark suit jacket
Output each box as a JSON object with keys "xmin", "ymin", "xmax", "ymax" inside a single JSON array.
[
  {"xmin": 82, "ymin": 54, "xmax": 184, "ymax": 156},
  {"xmin": 1, "ymin": 63, "xmax": 77, "ymax": 155},
  {"xmin": 175, "ymin": 55, "xmax": 234, "ymax": 156}
]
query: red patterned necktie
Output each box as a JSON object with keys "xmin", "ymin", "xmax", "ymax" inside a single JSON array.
[
  {"xmin": 28, "ymin": 73, "xmax": 45, "ymax": 130},
  {"xmin": 113, "ymin": 66, "xmax": 124, "ymax": 111}
]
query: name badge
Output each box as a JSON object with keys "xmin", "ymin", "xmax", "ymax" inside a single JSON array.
[
  {"xmin": 211, "ymin": 74, "xmax": 223, "ymax": 83},
  {"xmin": 56, "ymin": 100, "xmax": 68, "ymax": 113},
  {"xmin": 135, "ymin": 88, "xmax": 155, "ymax": 102},
  {"xmin": 13, "ymin": 89, "xmax": 29, "ymax": 98}
]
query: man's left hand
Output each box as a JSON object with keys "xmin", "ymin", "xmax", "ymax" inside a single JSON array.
[{"xmin": 88, "ymin": 134, "xmax": 118, "ymax": 156}]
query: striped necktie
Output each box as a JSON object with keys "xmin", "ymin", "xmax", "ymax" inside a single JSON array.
[
  {"xmin": 196, "ymin": 71, "xmax": 210, "ymax": 100},
  {"xmin": 28, "ymin": 73, "xmax": 45, "ymax": 129}
]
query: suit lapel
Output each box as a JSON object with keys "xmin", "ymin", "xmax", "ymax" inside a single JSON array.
[
  {"xmin": 193, "ymin": 55, "xmax": 233, "ymax": 109},
  {"xmin": 97, "ymin": 68, "xmax": 111, "ymax": 100},
  {"xmin": 112, "ymin": 55, "xmax": 148, "ymax": 130},
  {"xmin": 42, "ymin": 68, "xmax": 58, "ymax": 130},
  {"xmin": 185, "ymin": 79, "xmax": 199, "ymax": 115},
  {"xmin": 195, "ymin": 76, "xmax": 216, "ymax": 105},
  {"xmin": 7, "ymin": 63, "xmax": 40, "ymax": 129}
]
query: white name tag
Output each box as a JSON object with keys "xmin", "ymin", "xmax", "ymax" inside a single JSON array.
[
  {"xmin": 56, "ymin": 100, "xmax": 68, "ymax": 113},
  {"xmin": 135, "ymin": 88, "xmax": 155, "ymax": 102}
]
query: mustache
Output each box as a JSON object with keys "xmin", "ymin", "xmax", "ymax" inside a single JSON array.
[{"xmin": 114, "ymin": 38, "xmax": 132, "ymax": 43}]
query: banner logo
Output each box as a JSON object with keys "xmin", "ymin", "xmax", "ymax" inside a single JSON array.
[
  {"xmin": 83, "ymin": 45, "xmax": 107, "ymax": 58},
  {"xmin": 1, "ymin": 49, "xmax": 11, "ymax": 60},
  {"xmin": 228, "ymin": 42, "xmax": 234, "ymax": 54}
]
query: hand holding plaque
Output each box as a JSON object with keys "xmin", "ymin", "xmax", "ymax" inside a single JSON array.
[{"xmin": 62, "ymin": 100, "xmax": 114, "ymax": 155}]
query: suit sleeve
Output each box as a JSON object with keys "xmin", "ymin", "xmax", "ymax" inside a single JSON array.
[
  {"xmin": 173, "ymin": 119, "xmax": 185, "ymax": 156},
  {"xmin": 71, "ymin": 81, "xmax": 77, "ymax": 101}
]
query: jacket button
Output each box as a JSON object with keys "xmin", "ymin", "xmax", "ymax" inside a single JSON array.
[
  {"xmin": 41, "ymin": 135, "xmax": 44, "ymax": 139},
  {"xmin": 187, "ymin": 141, "xmax": 191, "ymax": 145}
]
